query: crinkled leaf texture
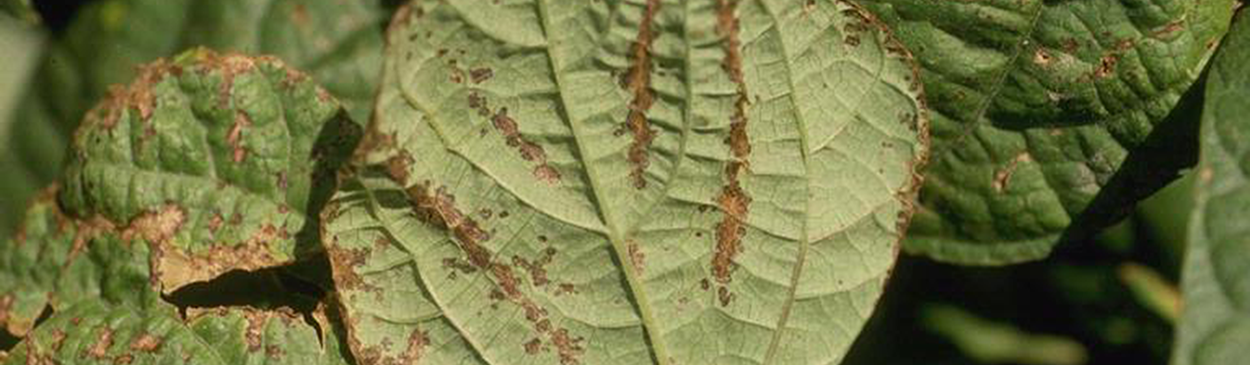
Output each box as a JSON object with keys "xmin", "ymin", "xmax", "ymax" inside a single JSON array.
[
  {"xmin": 1173, "ymin": 11, "xmax": 1250, "ymax": 365},
  {"xmin": 0, "ymin": 50, "xmax": 361, "ymax": 363},
  {"xmin": 861, "ymin": 0, "xmax": 1234, "ymax": 264},
  {"xmin": 324, "ymin": 0, "xmax": 927, "ymax": 364},
  {"xmin": 55, "ymin": 48, "xmax": 361, "ymax": 295},
  {"xmin": 0, "ymin": 0, "xmax": 387, "ymax": 240},
  {"xmin": 4, "ymin": 300, "xmax": 351, "ymax": 365},
  {"xmin": 0, "ymin": 189, "xmax": 155, "ymax": 337}
]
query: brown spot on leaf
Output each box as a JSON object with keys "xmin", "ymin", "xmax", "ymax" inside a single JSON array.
[
  {"xmin": 487, "ymin": 107, "xmax": 562, "ymax": 184},
  {"xmin": 1151, "ymin": 21, "xmax": 1184, "ymax": 37},
  {"xmin": 717, "ymin": 286, "xmax": 735, "ymax": 306},
  {"xmin": 556, "ymin": 283, "xmax": 577, "ymax": 296},
  {"xmin": 627, "ymin": 241, "xmax": 645, "ymax": 274},
  {"xmin": 621, "ymin": 0, "xmax": 662, "ymax": 189},
  {"xmin": 129, "ymin": 333, "xmax": 162, "ymax": 352},
  {"xmin": 244, "ymin": 311, "xmax": 266, "ymax": 352},
  {"xmin": 87, "ymin": 327, "xmax": 114, "ymax": 359},
  {"xmin": 712, "ymin": 0, "xmax": 753, "ymax": 292},
  {"xmin": 992, "ymin": 153, "xmax": 1032, "ymax": 193},
  {"xmin": 524, "ymin": 338, "xmax": 543, "ymax": 354},
  {"xmin": 470, "ymin": 68, "xmax": 494, "ymax": 84},
  {"xmin": 228, "ymin": 111, "xmax": 252, "ymax": 163},
  {"xmin": 1095, "ymin": 54, "xmax": 1118, "ymax": 78},
  {"xmin": 120, "ymin": 205, "xmax": 185, "ymax": 245},
  {"xmin": 404, "ymin": 182, "xmax": 580, "ymax": 363},
  {"xmin": 114, "ymin": 354, "xmax": 134, "ymax": 364},
  {"xmin": 328, "ymin": 245, "xmax": 376, "ymax": 291},
  {"xmin": 513, "ymin": 248, "xmax": 556, "ymax": 287},
  {"xmin": 551, "ymin": 328, "xmax": 585, "ymax": 365},
  {"xmin": 385, "ymin": 152, "xmax": 415, "ymax": 185},
  {"xmin": 136, "ymin": 206, "xmax": 287, "ymax": 293},
  {"xmin": 1033, "ymin": 48, "xmax": 1052, "ymax": 66},
  {"xmin": 402, "ymin": 330, "xmax": 428, "ymax": 363}
]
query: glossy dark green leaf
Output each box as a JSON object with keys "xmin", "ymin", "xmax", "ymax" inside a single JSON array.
[{"xmin": 862, "ymin": 0, "xmax": 1234, "ymax": 264}]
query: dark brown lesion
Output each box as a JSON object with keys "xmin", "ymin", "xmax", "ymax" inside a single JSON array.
[
  {"xmin": 467, "ymin": 92, "xmax": 562, "ymax": 184},
  {"xmin": 401, "ymin": 182, "xmax": 583, "ymax": 363},
  {"xmin": 621, "ymin": 0, "xmax": 662, "ymax": 189},
  {"xmin": 709, "ymin": 0, "xmax": 753, "ymax": 298}
]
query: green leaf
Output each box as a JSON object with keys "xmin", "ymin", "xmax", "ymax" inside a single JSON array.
[
  {"xmin": 3, "ymin": 301, "xmax": 351, "ymax": 365},
  {"xmin": 1173, "ymin": 11, "xmax": 1250, "ymax": 365},
  {"xmin": 861, "ymin": 0, "xmax": 1235, "ymax": 264},
  {"xmin": 59, "ymin": 48, "xmax": 361, "ymax": 294},
  {"xmin": 0, "ymin": 3, "xmax": 44, "ymax": 241},
  {"xmin": 324, "ymin": 1, "xmax": 927, "ymax": 364},
  {"xmin": 0, "ymin": 0, "xmax": 387, "ymax": 241},
  {"xmin": 0, "ymin": 188, "xmax": 155, "ymax": 337}
]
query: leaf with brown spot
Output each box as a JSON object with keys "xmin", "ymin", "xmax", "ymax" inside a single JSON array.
[
  {"xmin": 2, "ymin": 301, "xmax": 352, "ymax": 365},
  {"xmin": 0, "ymin": 0, "xmax": 388, "ymax": 245},
  {"xmin": 860, "ymin": 0, "xmax": 1235, "ymax": 264},
  {"xmin": 324, "ymin": 0, "xmax": 927, "ymax": 364},
  {"xmin": 60, "ymin": 48, "xmax": 362, "ymax": 293}
]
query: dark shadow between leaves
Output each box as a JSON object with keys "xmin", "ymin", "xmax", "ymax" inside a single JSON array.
[
  {"xmin": 161, "ymin": 259, "xmax": 358, "ymax": 364},
  {"xmin": 1056, "ymin": 69, "xmax": 1208, "ymax": 249},
  {"xmin": 295, "ymin": 110, "xmax": 363, "ymax": 258}
]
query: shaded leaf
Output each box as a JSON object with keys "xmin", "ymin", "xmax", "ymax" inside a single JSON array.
[
  {"xmin": 0, "ymin": 2, "xmax": 44, "ymax": 241},
  {"xmin": 58, "ymin": 48, "xmax": 361, "ymax": 294},
  {"xmin": 324, "ymin": 0, "xmax": 927, "ymax": 364},
  {"xmin": 1173, "ymin": 11, "xmax": 1250, "ymax": 365},
  {"xmin": 862, "ymin": 0, "xmax": 1235, "ymax": 264}
]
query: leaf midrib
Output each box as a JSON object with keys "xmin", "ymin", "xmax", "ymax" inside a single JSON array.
[{"xmin": 533, "ymin": 1, "xmax": 672, "ymax": 364}]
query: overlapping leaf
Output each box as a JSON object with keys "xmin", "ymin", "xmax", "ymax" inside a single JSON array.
[
  {"xmin": 323, "ymin": 0, "xmax": 927, "ymax": 364},
  {"xmin": 0, "ymin": 188, "xmax": 153, "ymax": 337},
  {"xmin": 3, "ymin": 299, "xmax": 351, "ymax": 365},
  {"xmin": 1173, "ymin": 11, "xmax": 1250, "ymax": 365},
  {"xmin": 58, "ymin": 48, "xmax": 360, "ymax": 294},
  {"xmin": 861, "ymin": 0, "xmax": 1234, "ymax": 264},
  {"xmin": 0, "ymin": 0, "xmax": 387, "ymax": 240}
]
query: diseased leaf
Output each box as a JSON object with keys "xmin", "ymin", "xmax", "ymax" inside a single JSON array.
[
  {"xmin": 1173, "ymin": 11, "xmax": 1250, "ymax": 365},
  {"xmin": 0, "ymin": 188, "xmax": 154, "ymax": 337},
  {"xmin": 3, "ymin": 300, "xmax": 351, "ymax": 365},
  {"xmin": 861, "ymin": 0, "xmax": 1234, "ymax": 264},
  {"xmin": 324, "ymin": 1, "xmax": 927, "ymax": 364},
  {"xmin": 58, "ymin": 49, "xmax": 361, "ymax": 294},
  {"xmin": 0, "ymin": 0, "xmax": 387, "ymax": 241}
]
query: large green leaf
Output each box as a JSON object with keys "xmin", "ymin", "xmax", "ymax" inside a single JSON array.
[
  {"xmin": 324, "ymin": 0, "xmax": 927, "ymax": 364},
  {"xmin": 1172, "ymin": 11, "xmax": 1250, "ymax": 365},
  {"xmin": 58, "ymin": 48, "xmax": 361, "ymax": 294},
  {"xmin": 0, "ymin": 0, "xmax": 387, "ymax": 241},
  {"xmin": 861, "ymin": 0, "xmax": 1234, "ymax": 264},
  {"xmin": 3, "ymin": 300, "xmax": 351, "ymax": 365}
]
